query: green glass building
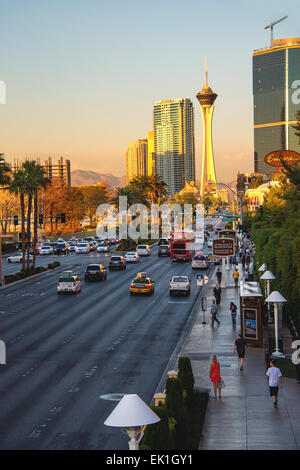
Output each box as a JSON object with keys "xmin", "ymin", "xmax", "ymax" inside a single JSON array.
[{"xmin": 253, "ymin": 37, "xmax": 300, "ymax": 174}]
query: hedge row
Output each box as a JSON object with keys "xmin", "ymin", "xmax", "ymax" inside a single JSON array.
[
  {"xmin": 140, "ymin": 357, "xmax": 209, "ymax": 450},
  {"xmin": 4, "ymin": 261, "xmax": 61, "ymax": 284}
]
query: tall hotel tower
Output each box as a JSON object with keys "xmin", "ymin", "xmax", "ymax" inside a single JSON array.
[
  {"xmin": 253, "ymin": 37, "xmax": 300, "ymax": 174},
  {"xmin": 153, "ymin": 98, "xmax": 195, "ymax": 195},
  {"xmin": 126, "ymin": 138, "xmax": 148, "ymax": 184},
  {"xmin": 196, "ymin": 63, "xmax": 218, "ymax": 199}
]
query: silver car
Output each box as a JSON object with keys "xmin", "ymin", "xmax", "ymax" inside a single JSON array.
[{"xmin": 169, "ymin": 276, "xmax": 191, "ymax": 296}]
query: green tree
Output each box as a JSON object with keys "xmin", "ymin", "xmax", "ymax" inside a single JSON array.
[
  {"xmin": 79, "ymin": 185, "xmax": 108, "ymax": 225},
  {"xmin": 291, "ymin": 110, "xmax": 300, "ymax": 143},
  {"xmin": 178, "ymin": 357, "xmax": 195, "ymax": 397}
]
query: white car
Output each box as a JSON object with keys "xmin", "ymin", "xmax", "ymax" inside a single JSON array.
[
  {"xmin": 7, "ymin": 253, "xmax": 33, "ymax": 263},
  {"xmin": 39, "ymin": 246, "xmax": 52, "ymax": 255},
  {"xmin": 207, "ymin": 239, "xmax": 213, "ymax": 248},
  {"xmin": 192, "ymin": 254, "xmax": 209, "ymax": 270},
  {"xmin": 97, "ymin": 243, "xmax": 110, "ymax": 253},
  {"xmin": 75, "ymin": 243, "xmax": 90, "ymax": 254},
  {"xmin": 57, "ymin": 272, "xmax": 81, "ymax": 294},
  {"xmin": 124, "ymin": 252, "xmax": 140, "ymax": 263},
  {"xmin": 136, "ymin": 245, "xmax": 151, "ymax": 256},
  {"xmin": 169, "ymin": 276, "xmax": 191, "ymax": 296}
]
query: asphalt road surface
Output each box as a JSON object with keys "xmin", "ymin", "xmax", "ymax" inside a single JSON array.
[{"xmin": 0, "ymin": 218, "xmax": 224, "ymax": 449}]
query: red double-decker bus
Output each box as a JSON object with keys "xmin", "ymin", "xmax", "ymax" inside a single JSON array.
[{"xmin": 170, "ymin": 231, "xmax": 195, "ymax": 262}]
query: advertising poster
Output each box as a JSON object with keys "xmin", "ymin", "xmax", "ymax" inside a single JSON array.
[{"xmin": 243, "ymin": 308, "xmax": 257, "ymax": 339}]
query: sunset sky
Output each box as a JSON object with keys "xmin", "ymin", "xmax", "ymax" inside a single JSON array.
[{"xmin": 0, "ymin": 0, "xmax": 299, "ymax": 183}]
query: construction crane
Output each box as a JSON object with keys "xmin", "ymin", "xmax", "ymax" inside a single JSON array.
[{"xmin": 264, "ymin": 16, "xmax": 288, "ymax": 46}]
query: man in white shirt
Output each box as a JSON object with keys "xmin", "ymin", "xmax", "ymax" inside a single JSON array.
[{"xmin": 266, "ymin": 359, "xmax": 283, "ymax": 407}]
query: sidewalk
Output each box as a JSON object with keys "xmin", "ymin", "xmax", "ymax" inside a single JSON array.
[{"xmin": 179, "ymin": 263, "xmax": 300, "ymax": 450}]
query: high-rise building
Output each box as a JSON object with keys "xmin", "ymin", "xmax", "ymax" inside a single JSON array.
[
  {"xmin": 196, "ymin": 62, "xmax": 218, "ymax": 199},
  {"xmin": 153, "ymin": 98, "xmax": 195, "ymax": 195},
  {"xmin": 147, "ymin": 131, "xmax": 154, "ymax": 176},
  {"xmin": 253, "ymin": 37, "xmax": 300, "ymax": 175},
  {"xmin": 126, "ymin": 138, "xmax": 148, "ymax": 184},
  {"xmin": 11, "ymin": 157, "xmax": 71, "ymax": 186}
]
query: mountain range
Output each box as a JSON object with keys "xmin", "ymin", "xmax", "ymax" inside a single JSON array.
[{"xmin": 71, "ymin": 170, "xmax": 126, "ymax": 187}]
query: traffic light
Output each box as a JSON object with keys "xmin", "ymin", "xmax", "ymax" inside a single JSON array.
[
  {"xmin": 39, "ymin": 214, "xmax": 43, "ymax": 225},
  {"xmin": 193, "ymin": 210, "xmax": 196, "ymax": 220},
  {"xmin": 13, "ymin": 215, "xmax": 18, "ymax": 226},
  {"xmin": 238, "ymin": 225, "xmax": 244, "ymax": 233}
]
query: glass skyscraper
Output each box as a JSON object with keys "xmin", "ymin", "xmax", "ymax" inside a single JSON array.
[
  {"xmin": 153, "ymin": 98, "xmax": 195, "ymax": 195},
  {"xmin": 253, "ymin": 37, "xmax": 300, "ymax": 175}
]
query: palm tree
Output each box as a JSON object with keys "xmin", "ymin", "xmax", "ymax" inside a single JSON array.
[
  {"xmin": 10, "ymin": 168, "xmax": 28, "ymax": 271},
  {"xmin": 27, "ymin": 162, "xmax": 50, "ymax": 268}
]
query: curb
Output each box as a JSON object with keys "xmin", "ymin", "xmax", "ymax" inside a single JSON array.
[
  {"xmin": 0, "ymin": 265, "xmax": 65, "ymax": 290},
  {"xmin": 151, "ymin": 276, "xmax": 205, "ymax": 402}
]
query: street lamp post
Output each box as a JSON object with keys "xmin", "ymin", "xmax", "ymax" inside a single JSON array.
[
  {"xmin": 260, "ymin": 270, "xmax": 276, "ymax": 323},
  {"xmin": 104, "ymin": 394, "xmax": 160, "ymax": 450},
  {"xmin": 265, "ymin": 291, "xmax": 287, "ymax": 358}
]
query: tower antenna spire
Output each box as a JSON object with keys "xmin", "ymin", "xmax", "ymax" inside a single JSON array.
[{"xmin": 205, "ymin": 56, "xmax": 208, "ymax": 87}]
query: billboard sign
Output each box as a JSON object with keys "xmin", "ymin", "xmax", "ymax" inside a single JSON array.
[
  {"xmin": 264, "ymin": 150, "xmax": 300, "ymax": 167},
  {"xmin": 212, "ymin": 238, "xmax": 234, "ymax": 257}
]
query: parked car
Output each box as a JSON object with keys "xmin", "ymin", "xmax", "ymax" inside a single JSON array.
[
  {"xmin": 84, "ymin": 264, "xmax": 107, "ymax": 282},
  {"xmin": 7, "ymin": 253, "xmax": 33, "ymax": 263},
  {"xmin": 108, "ymin": 255, "xmax": 126, "ymax": 270},
  {"xmin": 169, "ymin": 276, "xmax": 191, "ymax": 296},
  {"xmin": 124, "ymin": 252, "xmax": 140, "ymax": 263},
  {"xmin": 57, "ymin": 271, "xmax": 81, "ymax": 294},
  {"xmin": 158, "ymin": 245, "xmax": 170, "ymax": 257},
  {"xmin": 207, "ymin": 252, "xmax": 222, "ymax": 265},
  {"xmin": 136, "ymin": 245, "xmax": 151, "ymax": 256},
  {"xmin": 75, "ymin": 243, "xmax": 90, "ymax": 254}
]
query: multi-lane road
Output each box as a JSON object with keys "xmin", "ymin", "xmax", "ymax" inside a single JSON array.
[{"xmin": 0, "ymin": 218, "xmax": 223, "ymax": 450}]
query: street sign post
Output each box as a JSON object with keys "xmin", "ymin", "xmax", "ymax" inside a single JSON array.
[
  {"xmin": 201, "ymin": 296, "xmax": 207, "ymax": 324},
  {"xmin": 197, "ymin": 274, "xmax": 209, "ymax": 286}
]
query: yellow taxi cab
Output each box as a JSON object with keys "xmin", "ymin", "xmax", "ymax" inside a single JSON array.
[{"xmin": 130, "ymin": 272, "xmax": 155, "ymax": 295}]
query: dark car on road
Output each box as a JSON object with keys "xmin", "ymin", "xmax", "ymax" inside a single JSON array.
[
  {"xmin": 158, "ymin": 244, "xmax": 170, "ymax": 257},
  {"xmin": 54, "ymin": 242, "xmax": 69, "ymax": 255},
  {"xmin": 108, "ymin": 255, "xmax": 126, "ymax": 271},
  {"xmin": 84, "ymin": 264, "xmax": 107, "ymax": 282},
  {"xmin": 158, "ymin": 238, "xmax": 169, "ymax": 246}
]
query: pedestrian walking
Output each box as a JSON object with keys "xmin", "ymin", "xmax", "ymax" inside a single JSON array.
[
  {"xmin": 242, "ymin": 268, "xmax": 249, "ymax": 281},
  {"xmin": 216, "ymin": 268, "xmax": 222, "ymax": 284},
  {"xmin": 213, "ymin": 283, "xmax": 222, "ymax": 306},
  {"xmin": 209, "ymin": 355, "xmax": 222, "ymax": 399},
  {"xmin": 266, "ymin": 359, "xmax": 283, "ymax": 407},
  {"xmin": 210, "ymin": 299, "xmax": 220, "ymax": 327},
  {"xmin": 230, "ymin": 302, "xmax": 237, "ymax": 326},
  {"xmin": 233, "ymin": 333, "xmax": 247, "ymax": 370},
  {"xmin": 246, "ymin": 254, "xmax": 251, "ymax": 268},
  {"xmin": 241, "ymin": 254, "xmax": 246, "ymax": 270},
  {"xmin": 239, "ymin": 248, "xmax": 243, "ymax": 260},
  {"xmin": 233, "ymin": 268, "xmax": 239, "ymax": 287}
]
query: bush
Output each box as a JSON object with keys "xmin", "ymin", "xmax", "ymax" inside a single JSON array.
[
  {"xmin": 178, "ymin": 357, "xmax": 194, "ymax": 397},
  {"xmin": 53, "ymin": 261, "xmax": 60, "ymax": 268}
]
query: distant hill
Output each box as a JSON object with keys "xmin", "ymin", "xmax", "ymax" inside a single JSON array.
[{"xmin": 71, "ymin": 170, "xmax": 126, "ymax": 187}]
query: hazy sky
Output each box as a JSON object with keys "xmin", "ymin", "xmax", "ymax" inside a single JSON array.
[{"xmin": 0, "ymin": 0, "xmax": 299, "ymax": 182}]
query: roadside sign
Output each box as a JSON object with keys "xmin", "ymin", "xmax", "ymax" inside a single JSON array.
[
  {"xmin": 212, "ymin": 238, "xmax": 234, "ymax": 257},
  {"xmin": 201, "ymin": 296, "xmax": 207, "ymax": 311},
  {"xmin": 219, "ymin": 230, "xmax": 236, "ymax": 240},
  {"xmin": 197, "ymin": 274, "xmax": 209, "ymax": 286}
]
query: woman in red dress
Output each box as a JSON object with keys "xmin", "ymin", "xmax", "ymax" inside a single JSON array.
[{"xmin": 210, "ymin": 355, "xmax": 222, "ymax": 399}]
